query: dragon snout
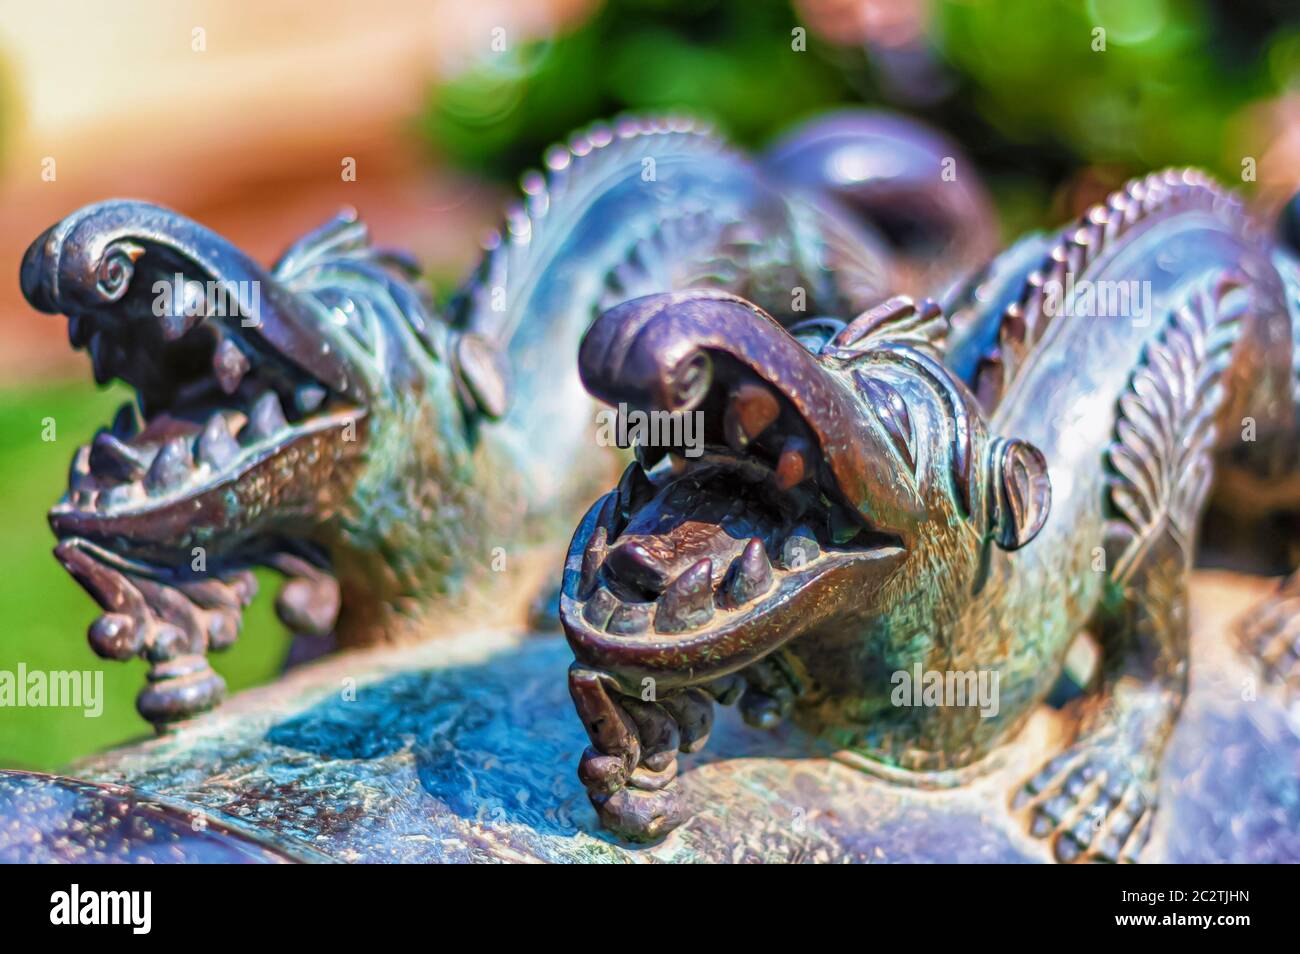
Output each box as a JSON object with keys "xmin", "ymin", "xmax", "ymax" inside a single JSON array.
[
  {"xmin": 578, "ymin": 289, "xmax": 846, "ymax": 420},
  {"xmin": 19, "ymin": 226, "xmax": 60, "ymax": 313},
  {"xmin": 578, "ymin": 289, "xmax": 731, "ymax": 415},
  {"xmin": 21, "ymin": 203, "xmax": 154, "ymax": 316}
]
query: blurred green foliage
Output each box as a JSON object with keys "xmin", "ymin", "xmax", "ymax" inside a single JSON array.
[
  {"xmin": 423, "ymin": 0, "xmax": 1299, "ymax": 232},
  {"xmin": 0, "ymin": 383, "xmax": 282, "ymax": 770},
  {"xmin": 934, "ymin": 0, "xmax": 1294, "ymax": 178},
  {"xmin": 422, "ymin": 0, "xmax": 854, "ymax": 177}
]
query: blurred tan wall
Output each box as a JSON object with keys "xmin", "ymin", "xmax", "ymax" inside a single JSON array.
[{"xmin": 0, "ymin": 0, "xmax": 594, "ymax": 379}]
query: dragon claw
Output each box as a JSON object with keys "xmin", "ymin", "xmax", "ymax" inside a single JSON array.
[
  {"xmin": 590, "ymin": 784, "xmax": 687, "ymax": 844},
  {"xmin": 736, "ymin": 654, "xmax": 802, "ymax": 730},
  {"xmin": 1017, "ymin": 740, "xmax": 1156, "ymax": 864},
  {"xmin": 568, "ymin": 649, "xmax": 809, "ymax": 842},
  {"xmin": 569, "ymin": 665, "xmax": 717, "ymax": 842},
  {"xmin": 55, "ymin": 538, "xmax": 255, "ymax": 729}
]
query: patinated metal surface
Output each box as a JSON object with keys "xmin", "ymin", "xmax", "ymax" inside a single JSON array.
[
  {"xmin": 62, "ymin": 572, "xmax": 1299, "ymax": 862},
  {"xmin": 0, "ymin": 770, "xmax": 325, "ymax": 863}
]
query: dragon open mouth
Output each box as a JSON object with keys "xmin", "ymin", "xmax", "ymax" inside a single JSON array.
[
  {"xmin": 19, "ymin": 201, "xmax": 372, "ymax": 565},
  {"xmin": 560, "ymin": 353, "xmax": 906, "ymax": 688},
  {"xmin": 47, "ymin": 310, "xmax": 364, "ymax": 561}
]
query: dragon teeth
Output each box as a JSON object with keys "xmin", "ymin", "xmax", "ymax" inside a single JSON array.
[
  {"xmin": 582, "ymin": 586, "xmax": 619, "ymax": 630},
  {"xmin": 635, "ymin": 442, "xmax": 668, "ymax": 475},
  {"xmin": 70, "ymin": 445, "xmax": 91, "ymax": 479},
  {"xmin": 579, "ymin": 525, "xmax": 607, "ymax": 598},
  {"xmin": 605, "ymin": 540, "xmax": 670, "ymax": 594},
  {"xmin": 213, "ymin": 336, "xmax": 250, "ymax": 395},
  {"xmin": 68, "ymin": 314, "xmax": 91, "ymax": 348},
  {"xmin": 97, "ymin": 482, "xmax": 142, "ymax": 511},
  {"xmin": 616, "ymin": 461, "xmax": 654, "ymax": 516},
  {"xmin": 111, "ymin": 401, "xmax": 141, "ymax": 440},
  {"xmin": 245, "ymin": 391, "xmax": 287, "ymax": 443},
  {"xmin": 198, "ymin": 413, "xmax": 241, "ymax": 469},
  {"xmin": 655, "ymin": 558, "xmax": 714, "ymax": 633},
  {"xmin": 828, "ymin": 504, "xmax": 861, "ymax": 545},
  {"xmin": 89, "ymin": 431, "xmax": 150, "ymax": 481},
  {"xmin": 144, "ymin": 436, "xmax": 194, "ymax": 494},
  {"xmin": 723, "ymin": 382, "xmax": 780, "ymax": 451},
  {"xmin": 161, "ymin": 309, "xmax": 203, "ymax": 343},
  {"xmin": 607, "ymin": 601, "xmax": 651, "ymax": 635},
  {"xmin": 161, "ymin": 282, "xmax": 206, "ymax": 341},
  {"xmin": 579, "ymin": 585, "xmax": 652, "ymax": 635},
  {"xmin": 69, "ymin": 447, "xmax": 94, "ymax": 501},
  {"xmin": 774, "ymin": 436, "xmax": 811, "ymax": 491},
  {"xmin": 722, "ymin": 538, "xmax": 772, "ymax": 606},
  {"xmin": 294, "ymin": 383, "xmax": 327, "ymax": 415},
  {"xmin": 88, "ymin": 331, "xmax": 112, "ymax": 385}
]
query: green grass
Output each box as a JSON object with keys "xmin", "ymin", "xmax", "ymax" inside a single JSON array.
[{"xmin": 0, "ymin": 381, "xmax": 283, "ymax": 770}]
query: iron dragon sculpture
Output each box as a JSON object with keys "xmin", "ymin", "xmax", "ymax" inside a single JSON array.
[{"xmin": 5, "ymin": 112, "xmax": 1299, "ymax": 864}]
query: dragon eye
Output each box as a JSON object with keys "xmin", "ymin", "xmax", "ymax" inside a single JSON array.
[{"xmin": 854, "ymin": 371, "xmax": 915, "ymax": 471}]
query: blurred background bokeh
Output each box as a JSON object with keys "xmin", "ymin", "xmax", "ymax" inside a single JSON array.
[{"xmin": 1, "ymin": 0, "xmax": 1297, "ymax": 769}]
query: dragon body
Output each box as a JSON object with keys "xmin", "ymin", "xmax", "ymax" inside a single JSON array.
[{"xmin": 560, "ymin": 169, "xmax": 1300, "ymax": 861}]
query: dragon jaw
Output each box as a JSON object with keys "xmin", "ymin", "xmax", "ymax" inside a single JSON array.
[
  {"xmin": 560, "ymin": 290, "xmax": 1051, "ymax": 695},
  {"xmin": 23, "ymin": 201, "xmax": 378, "ymax": 567}
]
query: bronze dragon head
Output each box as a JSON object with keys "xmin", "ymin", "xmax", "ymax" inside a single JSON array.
[
  {"xmin": 20, "ymin": 200, "xmax": 503, "ymax": 722},
  {"xmin": 560, "ymin": 288, "xmax": 1051, "ymax": 838}
]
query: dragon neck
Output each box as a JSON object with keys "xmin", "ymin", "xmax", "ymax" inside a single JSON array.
[
  {"xmin": 315, "ymin": 350, "xmax": 531, "ymax": 645},
  {"xmin": 801, "ymin": 171, "xmax": 1295, "ymax": 772}
]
